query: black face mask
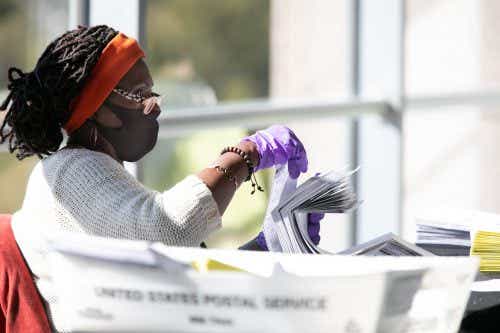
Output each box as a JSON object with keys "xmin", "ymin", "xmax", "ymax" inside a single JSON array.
[{"xmin": 97, "ymin": 101, "xmax": 159, "ymax": 162}]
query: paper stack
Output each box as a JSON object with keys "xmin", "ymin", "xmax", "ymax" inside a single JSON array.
[
  {"xmin": 416, "ymin": 223, "xmax": 470, "ymax": 256},
  {"xmin": 471, "ymin": 230, "xmax": 500, "ymax": 272},
  {"xmin": 416, "ymin": 209, "xmax": 500, "ymax": 256},
  {"xmin": 339, "ymin": 233, "xmax": 434, "ymax": 256},
  {"xmin": 415, "ymin": 209, "xmax": 477, "ymax": 256},
  {"xmin": 263, "ymin": 166, "xmax": 358, "ymax": 253},
  {"xmin": 416, "ymin": 223, "xmax": 470, "ymax": 247}
]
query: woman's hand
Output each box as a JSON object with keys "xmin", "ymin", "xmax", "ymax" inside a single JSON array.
[
  {"xmin": 242, "ymin": 125, "xmax": 308, "ymax": 179},
  {"xmin": 307, "ymin": 212, "xmax": 324, "ymax": 245},
  {"xmin": 255, "ymin": 212, "xmax": 325, "ymax": 251}
]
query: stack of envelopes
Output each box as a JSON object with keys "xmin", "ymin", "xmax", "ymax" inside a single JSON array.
[
  {"xmin": 264, "ymin": 165, "xmax": 358, "ymax": 253},
  {"xmin": 471, "ymin": 230, "xmax": 500, "ymax": 271}
]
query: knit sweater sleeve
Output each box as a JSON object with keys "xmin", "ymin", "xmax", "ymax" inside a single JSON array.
[{"xmin": 47, "ymin": 150, "xmax": 221, "ymax": 246}]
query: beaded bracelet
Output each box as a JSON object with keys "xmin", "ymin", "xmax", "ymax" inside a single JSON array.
[
  {"xmin": 213, "ymin": 165, "xmax": 239, "ymax": 188},
  {"xmin": 220, "ymin": 146, "xmax": 264, "ymax": 195},
  {"xmin": 220, "ymin": 146, "xmax": 254, "ymax": 181}
]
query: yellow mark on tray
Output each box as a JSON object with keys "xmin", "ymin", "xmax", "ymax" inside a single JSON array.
[{"xmin": 191, "ymin": 259, "xmax": 243, "ymax": 273}]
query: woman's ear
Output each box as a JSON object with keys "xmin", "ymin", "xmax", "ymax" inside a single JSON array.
[{"xmin": 94, "ymin": 102, "xmax": 122, "ymax": 128}]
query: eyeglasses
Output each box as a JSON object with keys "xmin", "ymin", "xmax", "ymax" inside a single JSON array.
[{"xmin": 112, "ymin": 87, "xmax": 163, "ymax": 115}]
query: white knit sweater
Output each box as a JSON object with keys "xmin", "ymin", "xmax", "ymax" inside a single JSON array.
[{"xmin": 11, "ymin": 148, "xmax": 221, "ymax": 332}]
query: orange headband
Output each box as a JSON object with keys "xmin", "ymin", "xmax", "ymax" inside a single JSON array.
[{"xmin": 64, "ymin": 33, "xmax": 145, "ymax": 134}]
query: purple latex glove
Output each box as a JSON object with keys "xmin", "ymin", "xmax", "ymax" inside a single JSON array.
[
  {"xmin": 242, "ymin": 125, "xmax": 308, "ymax": 179},
  {"xmin": 256, "ymin": 212, "xmax": 325, "ymax": 251}
]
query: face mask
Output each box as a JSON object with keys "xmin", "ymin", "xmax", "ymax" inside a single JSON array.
[{"xmin": 97, "ymin": 101, "xmax": 160, "ymax": 162}]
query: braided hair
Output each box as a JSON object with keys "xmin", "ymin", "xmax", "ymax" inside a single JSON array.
[{"xmin": 0, "ymin": 25, "xmax": 118, "ymax": 160}]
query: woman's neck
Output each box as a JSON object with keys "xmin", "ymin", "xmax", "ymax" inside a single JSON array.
[{"xmin": 66, "ymin": 122, "xmax": 123, "ymax": 165}]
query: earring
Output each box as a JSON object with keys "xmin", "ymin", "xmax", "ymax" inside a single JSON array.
[{"xmin": 90, "ymin": 125, "xmax": 98, "ymax": 148}]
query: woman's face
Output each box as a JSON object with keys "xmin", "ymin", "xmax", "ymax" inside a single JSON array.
[{"xmin": 94, "ymin": 59, "xmax": 162, "ymax": 162}]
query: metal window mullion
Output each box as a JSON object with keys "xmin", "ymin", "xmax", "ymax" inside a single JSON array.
[
  {"xmin": 68, "ymin": 0, "xmax": 89, "ymax": 29},
  {"xmin": 355, "ymin": 0, "xmax": 405, "ymax": 242},
  {"xmin": 347, "ymin": 0, "xmax": 361, "ymax": 247}
]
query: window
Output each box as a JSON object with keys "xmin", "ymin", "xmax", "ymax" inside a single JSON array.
[
  {"xmin": 143, "ymin": 0, "xmax": 270, "ymax": 248},
  {"xmin": 143, "ymin": 0, "xmax": 353, "ymax": 250},
  {"xmin": 404, "ymin": 0, "xmax": 500, "ymax": 238},
  {"xmin": 0, "ymin": 0, "xmax": 68, "ymax": 214}
]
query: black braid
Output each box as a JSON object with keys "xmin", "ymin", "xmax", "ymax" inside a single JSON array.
[{"xmin": 0, "ymin": 25, "xmax": 118, "ymax": 160}]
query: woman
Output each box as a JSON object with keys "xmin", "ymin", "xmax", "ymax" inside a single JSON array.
[{"xmin": 0, "ymin": 25, "xmax": 321, "ymax": 331}]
